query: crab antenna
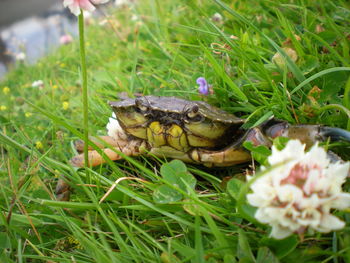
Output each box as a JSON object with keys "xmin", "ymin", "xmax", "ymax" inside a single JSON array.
[{"xmin": 320, "ymin": 127, "xmax": 350, "ymax": 142}]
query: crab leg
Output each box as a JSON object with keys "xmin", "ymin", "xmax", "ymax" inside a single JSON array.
[
  {"xmin": 59, "ymin": 136, "xmax": 143, "ymax": 200},
  {"xmin": 188, "ymin": 120, "xmax": 350, "ymax": 167},
  {"xmin": 190, "ymin": 146, "xmax": 252, "ymax": 167},
  {"xmin": 71, "ymin": 137, "xmax": 144, "ymax": 167},
  {"xmin": 74, "ymin": 136, "xmax": 122, "ymax": 152}
]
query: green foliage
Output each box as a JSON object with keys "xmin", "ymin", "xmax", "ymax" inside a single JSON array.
[
  {"xmin": 260, "ymin": 235, "xmax": 299, "ymax": 259},
  {"xmin": 0, "ymin": 0, "xmax": 350, "ymax": 262},
  {"xmin": 243, "ymin": 141, "xmax": 271, "ymax": 165},
  {"xmin": 153, "ymin": 160, "xmax": 197, "ymax": 204}
]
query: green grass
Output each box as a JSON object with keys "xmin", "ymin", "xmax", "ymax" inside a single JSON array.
[{"xmin": 1, "ymin": 0, "xmax": 350, "ymax": 262}]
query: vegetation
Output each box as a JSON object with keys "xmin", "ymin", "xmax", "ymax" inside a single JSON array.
[{"xmin": 1, "ymin": 0, "xmax": 349, "ymax": 262}]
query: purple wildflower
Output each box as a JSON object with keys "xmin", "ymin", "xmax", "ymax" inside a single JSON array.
[{"xmin": 196, "ymin": 77, "xmax": 209, "ymax": 95}]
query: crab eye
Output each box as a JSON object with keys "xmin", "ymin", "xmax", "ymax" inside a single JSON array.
[
  {"xmin": 135, "ymin": 98, "xmax": 149, "ymax": 113},
  {"xmin": 187, "ymin": 105, "xmax": 198, "ymax": 118},
  {"xmin": 186, "ymin": 105, "xmax": 203, "ymax": 122}
]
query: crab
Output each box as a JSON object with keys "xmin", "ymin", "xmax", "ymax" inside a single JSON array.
[{"xmin": 70, "ymin": 95, "xmax": 350, "ymax": 168}]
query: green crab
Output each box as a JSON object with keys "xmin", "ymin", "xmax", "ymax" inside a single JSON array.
[{"xmin": 70, "ymin": 95, "xmax": 350, "ymax": 168}]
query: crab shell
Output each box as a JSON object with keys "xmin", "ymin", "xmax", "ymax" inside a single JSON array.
[{"xmin": 109, "ymin": 96, "xmax": 245, "ymax": 153}]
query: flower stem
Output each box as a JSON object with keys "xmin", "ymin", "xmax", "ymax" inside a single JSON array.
[{"xmin": 78, "ymin": 11, "xmax": 89, "ymax": 177}]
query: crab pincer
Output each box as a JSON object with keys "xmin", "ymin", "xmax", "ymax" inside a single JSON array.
[{"xmin": 256, "ymin": 119, "xmax": 350, "ymax": 148}]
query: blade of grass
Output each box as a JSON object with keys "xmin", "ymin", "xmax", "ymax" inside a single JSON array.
[
  {"xmin": 290, "ymin": 67, "xmax": 350, "ymax": 94},
  {"xmin": 201, "ymin": 207, "xmax": 233, "ymax": 256},
  {"xmin": 78, "ymin": 11, "xmax": 90, "ymax": 179},
  {"xmin": 194, "ymin": 215, "xmax": 205, "ymax": 263}
]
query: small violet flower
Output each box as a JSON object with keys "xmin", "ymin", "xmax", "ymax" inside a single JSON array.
[
  {"xmin": 196, "ymin": 77, "xmax": 209, "ymax": 95},
  {"xmin": 247, "ymin": 139, "xmax": 350, "ymax": 239},
  {"xmin": 63, "ymin": 0, "xmax": 110, "ymax": 16}
]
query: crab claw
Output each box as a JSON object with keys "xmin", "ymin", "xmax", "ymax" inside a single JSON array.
[
  {"xmin": 318, "ymin": 126, "xmax": 350, "ymax": 142},
  {"xmin": 260, "ymin": 119, "xmax": 350, "ymax": 148}
]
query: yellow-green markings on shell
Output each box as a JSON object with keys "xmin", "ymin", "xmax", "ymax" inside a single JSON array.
[
  {"xmin": 147, "ymin": 121, "xmax": 166, "ymax": 147},
  {"xmin": 117, "ymin": 108, "xmax": 148, "ymax": 139},
  {"xmin": 167, "ymin": 124, "xmax": 189, "ymax": 152},
  {"xmin": 125, "ymin": 127, "xmax": 147, "ymax": 139},
  {"xmin": 184, "ymin": 120, "xmax": 229, "ymax": 139},
  {"xmin": 116, "ymin": 108, "xmax": 147, "ymax": 127}
]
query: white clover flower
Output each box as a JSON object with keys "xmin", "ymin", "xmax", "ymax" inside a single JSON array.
[
  {"xmin": 106, "ymin": 112, "xmax": 127, "ymax": 140},
  {"xmin": 15, "ymin": 52, "xmax": 26, "ymax": 61},
  {"xmin": 131, "ymin": 14, "xmax": 139, "ymax": 21},
  {"xmin": 31, "ymin": 80, "xmax": 44, "ymax": 88},
  {"xmin": 211, "ymin": 13, "xmax": 223, "ymax": 23},
  {"xmin": 247, "ymin": 139, "xmax": 350, "ymax": 239}
]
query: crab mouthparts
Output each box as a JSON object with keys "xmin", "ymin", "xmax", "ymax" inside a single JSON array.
[{"xmin": 150, "ymin": 111, "xmax": 184, "ymax": 126}]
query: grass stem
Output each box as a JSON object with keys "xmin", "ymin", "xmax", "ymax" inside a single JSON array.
[{"xmin": 78, "ymin": 11, "xmax": 90, "ymax": 178}]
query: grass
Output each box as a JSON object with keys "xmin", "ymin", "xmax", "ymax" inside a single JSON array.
[{"xmin": 1, "ymin": 0, "xmax": 350, "ymax": 262}]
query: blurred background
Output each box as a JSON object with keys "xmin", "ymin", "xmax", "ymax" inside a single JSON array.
[{"xmin": 0, "ymin": 0, "xmax": 78, "ymax": 78}]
